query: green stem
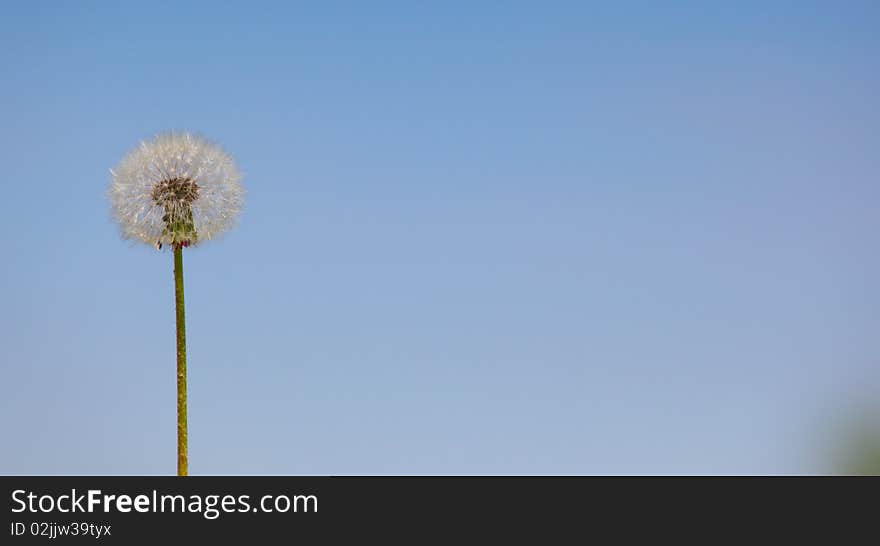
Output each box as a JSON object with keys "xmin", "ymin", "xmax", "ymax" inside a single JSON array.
[{"xmin": 174, "ymin": 245, "xmax": 188, "ymax": 476}]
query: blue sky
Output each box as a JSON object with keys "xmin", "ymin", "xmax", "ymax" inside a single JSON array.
[{"xmin": 1, "ymin": 1, "xmax": 878, "ymax": 474}]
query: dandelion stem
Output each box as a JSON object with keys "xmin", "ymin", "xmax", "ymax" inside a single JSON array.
[{"xmin": 174, "ymin": 245, "xmax": 188, "ymax": 476}]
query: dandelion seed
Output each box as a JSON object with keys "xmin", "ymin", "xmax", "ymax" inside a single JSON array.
[{"xmin": 108, "ymin": 132, "xmax": 243, "ymax": 248}]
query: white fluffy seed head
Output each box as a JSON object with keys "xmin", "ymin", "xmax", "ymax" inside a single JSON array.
[{"xmin": 108, "ymin": 132, "xmax": 243, "ymax": 248}]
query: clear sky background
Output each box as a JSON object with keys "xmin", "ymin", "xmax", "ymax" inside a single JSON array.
[{"xmin": 1, "ymin": 1, "xmax": 878, "ymax": 474}]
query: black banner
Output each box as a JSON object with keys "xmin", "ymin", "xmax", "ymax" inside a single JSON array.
[{"xmin": 1, "ymin": 476, "xmax": 875, "ymax": 542}]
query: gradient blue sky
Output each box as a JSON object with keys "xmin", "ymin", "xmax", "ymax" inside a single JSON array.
[{"xmin": 1, "ymin": 1, "xmax": 878, "ymax": 474}]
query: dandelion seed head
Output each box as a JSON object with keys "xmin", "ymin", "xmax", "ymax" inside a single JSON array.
[{"xmin": 108, "ymin": 132, "xmax": 243, "ymax": 248}]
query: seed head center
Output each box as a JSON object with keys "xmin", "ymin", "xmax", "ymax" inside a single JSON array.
[
  {"xmin": 152, "ymin": 177, "xmax": 199, "ymax": 247},
  {"xmin": 152, "ymin": 177, "xmax": 200, "ymax": 206}
]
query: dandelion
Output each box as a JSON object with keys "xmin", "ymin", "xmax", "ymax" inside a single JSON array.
[{"xmin": 108, "ymin": 132, "xmax": 244, "ymax": 476}]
